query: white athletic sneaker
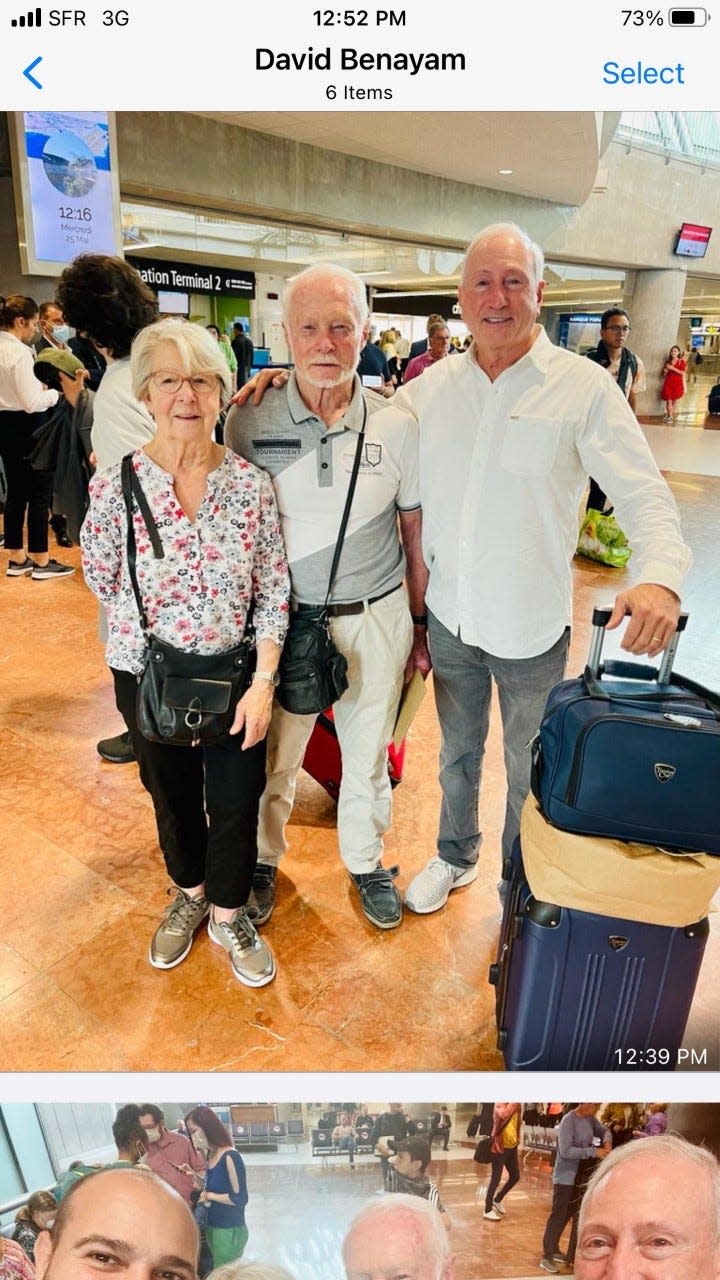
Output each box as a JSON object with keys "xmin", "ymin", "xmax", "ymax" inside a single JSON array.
[
  {"xmin": 483, "ymin": 1207, "xmax": 502, "ymax": 1221},
  {"xmin": 405, "ymin": 856, "xmax": 478, "ymax": 914}
]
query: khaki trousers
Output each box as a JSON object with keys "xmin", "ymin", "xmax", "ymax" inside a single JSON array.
[{"xmin": 258, "ymin": 586, "xmax": 413, "ymax": 874}]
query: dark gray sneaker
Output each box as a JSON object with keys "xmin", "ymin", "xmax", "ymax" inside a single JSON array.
[
  {"xmin": 350, "ymin": 864, "xmax": 402, "ymax": 929},
  {"xmin": 97, "ymin": 730, "xmax": 135, "ymax": 764},
  {"xmin": 149, "ymin": 888, "xmax": 210, "ymax": 970},
  {"xmin": 208, "ymin": 907, "xmax": 276, "ymax": 987},
  {"xmin": 31, "ymin": 558, "xmax": 75, "ymax": 580},
  {"xmin": 6, "ymin": 557, "xmax": 37, "ymax": 576},
  {"xmin": 247, "ymin": 864, "xmax": 277, "ymax": 926}
]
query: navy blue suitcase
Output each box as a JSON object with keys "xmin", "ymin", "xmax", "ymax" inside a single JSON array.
[
  {"xmin": 488, "ymin": 838, "xmax": 709, "ymax": 1071},
  {"xmin": 530, "ymin": 609, "xmax": 720, "ymax": 854}
]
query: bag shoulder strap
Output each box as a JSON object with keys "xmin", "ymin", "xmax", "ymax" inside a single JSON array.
[
  {"xmin": 121, "ymin": 453, "xmax": 164, "ymax": 633},
  {"xmin": 323, "ymin": 399, "xmax": 367, "ymax": 609}
]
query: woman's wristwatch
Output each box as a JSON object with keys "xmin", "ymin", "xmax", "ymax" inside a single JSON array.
[{"xmin": 252, "ymin": 669, "xmax": 280, "ymax": 686}]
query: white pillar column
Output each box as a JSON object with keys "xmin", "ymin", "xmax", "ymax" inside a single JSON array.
[{"xmin": 623, "ymin": 268, "xmax": 687, "ymax": 416}]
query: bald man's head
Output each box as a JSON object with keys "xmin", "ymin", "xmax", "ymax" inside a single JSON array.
[
  {"xmin": 343, "ymin": 1196, "xmax": 453, "ymax": 1280},
  {"xmin": 576, "ymin": 1136, "xmax": 720, "ymax": 1280},
  {"xmin": 34, "ymin": 1167, "xmax": 198, "ymax": 1280}
]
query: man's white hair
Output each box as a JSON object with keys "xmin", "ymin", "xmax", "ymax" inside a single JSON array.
[
  {"xmin": 281, "ymin": 263, "xmax": 369, "ymax": 327},
  {"xmin": 343, "ymin": 1194, "xmax": 450, "ymax": 1278},
  {"xmin": 460, "ymin": 221, "xmax": 545, "ymax": 286},
  {"xmin": 578, "ymin": 1133, "xmax": 720, "ymax": 1241}
]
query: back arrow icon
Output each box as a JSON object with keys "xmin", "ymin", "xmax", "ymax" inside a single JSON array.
[{"xmin": 23, "ymin": 56, "xmax": 43, "ymax": 89}]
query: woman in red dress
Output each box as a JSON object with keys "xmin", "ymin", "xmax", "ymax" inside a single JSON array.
[{"xmin": 661, "ymin": 345, "xmax": 687, "ymax": 423}]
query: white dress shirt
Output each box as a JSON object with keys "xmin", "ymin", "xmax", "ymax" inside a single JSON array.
[
  {"xmin": 395, "ymin": 328, "xmax": 691, "ymax": 659},
  {"xmin": 0, "ymin": 330, "xmax": 59, "ymax": 413}
]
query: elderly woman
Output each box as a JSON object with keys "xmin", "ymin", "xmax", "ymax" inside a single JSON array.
[
  {"xmin": 12, "ymin": 1193, "xmax": 56, "ymax": 1263},
  {"xmin": 81, "ymin": 319, "xmax": 289, "ymax": 987}
]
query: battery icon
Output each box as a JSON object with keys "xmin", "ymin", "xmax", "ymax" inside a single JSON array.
[{"xmin": 668, "ymin": 7, "xmax": 708, "ymax": 22}]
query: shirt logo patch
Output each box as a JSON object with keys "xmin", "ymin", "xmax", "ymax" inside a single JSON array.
[{"xmin": 364, "ymin": 443, "xmax": 382, "ymax": 467}]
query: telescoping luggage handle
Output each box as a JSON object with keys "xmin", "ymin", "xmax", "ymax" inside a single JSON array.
[
  {"xmin": 587, "ymin": 607, "xmax": 686, "ymax": 684},
  {"xmin": 584, "ymin": 608, "xmax": 720, "ymax": 717}
]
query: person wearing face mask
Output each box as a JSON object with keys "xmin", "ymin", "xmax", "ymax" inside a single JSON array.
[
  {"xmin": 109, "ymin": 1105, "xmax": 149, "ymax": 1170},
  {"xmin": 12, "ymin": 1192, "xmax": 57, "ymax": 1263},
  {"xmin": 138, "ymin": 1104, "xmax": 205, "ymax": 1204},
  {"xmin": 34, "ymin": 301, "xmax": 71, "ymax": 355},
  {"xmin": 0, "ymin": 295, "xmax": 74, "ymax": 579},
  {"xmin": 183, "ymin": 1107, "xmax": 249, "ymax": 1269},
  {"xmin": 52, "ymin": 1106, "xmax": 148, "ymax": 1204},
  {"xmin": 33, "ymin": 303, "xmax": 74, "ymax": 547}
]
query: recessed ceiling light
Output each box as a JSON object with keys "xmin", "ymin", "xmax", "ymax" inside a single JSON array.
[{"xmin": 497, "ymin": 168, "xmax": 513, "ymax": 175}]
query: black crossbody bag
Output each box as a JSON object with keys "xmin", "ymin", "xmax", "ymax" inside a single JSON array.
[
  {"xmin": 121, "ymin": 454, "xmax": 255, "ymax": 747},
  {"xmin": 277, "ymin": 411, "xmax": 366, "ymax": 716}
]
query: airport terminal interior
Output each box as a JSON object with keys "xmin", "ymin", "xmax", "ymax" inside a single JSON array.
[
  {"xmin": 1, "ymin": 1101, "xmax": 718, "ymax": 1280},
  {"xmin": 2, "ymin": 110, "xmax": 720, "ymax": 1072}
]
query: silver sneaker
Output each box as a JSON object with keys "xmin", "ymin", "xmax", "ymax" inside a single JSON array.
[
  {"xmin": 405, "ymin": 856, "xmax": 478, "ymax": 914},
  {"xmin": 208, "ymin": 907, "xmax": 276, "ymax": 987},
  {"xmin": 149, "ymin": 888, "xmax": 210, "ymax": 969}
]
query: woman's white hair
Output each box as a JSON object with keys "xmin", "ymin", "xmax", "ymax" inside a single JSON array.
[
  {"xmin": 281, "ymin": 263, "xmax": 369, "ymax": 327},
  {"xmin": 206, "ymin": 1263, "xmax": 297, "ymax": 1280},
  {"xmin": 343, "ymin": 1194, "xmax": 450, "ymax": 1278},
  {"xmin": 131, "ymin": 317, "xmax": 232, "ymax": 406},
  {"xmin": 578, "ymin": 1133, "xmax": 720, "ymax": 1241},
  {"xmin": 460, "ymin": 221, "xmax": 545, "ymax": 286}
]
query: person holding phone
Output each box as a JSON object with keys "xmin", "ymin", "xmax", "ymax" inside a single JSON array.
[
  {"xmin": 184, "ymin": 1107, "xmax": 249, "ymax": 1269},
  {"xmin": 357, "ymin": 334, "xmax": 395, "ymax": 396},
  {"xmin": 661, "ymin": 344, "xmax": 687, "ymax": 423},
  {"xmin": 139, "ymin": 1104, "xmax": 205, "ymax": 1204}
]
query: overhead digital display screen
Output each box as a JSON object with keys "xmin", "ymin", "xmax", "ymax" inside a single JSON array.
[
  {"xmin": 674, "ymin": 221, "xmax": 712, "ymax": 258},
  {"xmin": 11, "ymin": 111, "xmax": 122, "ymax": 274}
]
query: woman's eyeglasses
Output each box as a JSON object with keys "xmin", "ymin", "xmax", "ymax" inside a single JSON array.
[{"xmin": 150, "ymin": 371, "xmax": 219, "ymax": 394}]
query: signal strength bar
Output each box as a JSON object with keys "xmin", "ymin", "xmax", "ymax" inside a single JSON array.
[{"xmin": 11, "ymin": 7, "xmax": 42, "ymax": 25}]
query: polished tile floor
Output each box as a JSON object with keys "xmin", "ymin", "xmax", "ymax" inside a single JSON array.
[
  {"xmin": 242, "ymin": 1145, "xmax": 558, "ymax": 1280},
  {"xmin": 2, "ymin": 412, "xmax": 719, "ymax": 1071}
]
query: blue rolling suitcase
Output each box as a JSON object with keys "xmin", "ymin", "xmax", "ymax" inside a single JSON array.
[
  {"xmin": 488, "ymin": 838, "xmax": 709, "ymax": 1071},
  {"xmin": 530, "ymin": 609, "xmax": 720, "ymax": 854}
]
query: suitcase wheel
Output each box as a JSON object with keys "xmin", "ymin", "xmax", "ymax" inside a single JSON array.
[
  {"xmin": 488, "ymin": 962, "xmax": 499, "ymax": 986},
  {"xmin": 497, "ymin": 1028, "xmax": 508, "ymax": 1051}
]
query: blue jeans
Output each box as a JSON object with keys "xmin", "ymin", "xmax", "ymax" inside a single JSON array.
[
  {"xmin": 336, "ymin": 1136, "xmax": 355, "ymax": 1164},
  {"xmin": 428, "ymin": 612, "xmax": 570, "ymax": 870}
]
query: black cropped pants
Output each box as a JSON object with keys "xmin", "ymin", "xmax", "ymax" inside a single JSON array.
[{"xmin": 113, "ymin": 668, "xmax": 267, "ymax": 907}]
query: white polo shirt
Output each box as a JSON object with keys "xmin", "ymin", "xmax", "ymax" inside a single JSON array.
[
  {"xmin": 395, "ymin": 328, "xmax": 691, "ymax": 660},
  {"xmin": 225, "ymin": 373, "xmax": 419, "ymax": 604}
]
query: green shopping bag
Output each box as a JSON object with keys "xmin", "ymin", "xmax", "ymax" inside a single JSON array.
[{"xmin": 576, "ymin": 508, "xmax": 632, "ymax": 569}]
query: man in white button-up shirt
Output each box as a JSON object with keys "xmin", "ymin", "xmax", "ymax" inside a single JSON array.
[{"xmin": 399, "ymin": 221, "xmax": 691, "ymax": 915}]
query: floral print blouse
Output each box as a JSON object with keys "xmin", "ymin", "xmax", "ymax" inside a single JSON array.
[
  {"xmin": 1, "ymin": 1239, "xmax": 35, "ymax": 1280},
  {"xmin": 81, "ymin": 448, "xmax": 289, "ymax": 675}
]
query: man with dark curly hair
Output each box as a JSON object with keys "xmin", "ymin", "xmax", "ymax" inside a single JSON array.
[{"xmin": 56, "ymin": 253, "xmax": 158, "ymax": 764}]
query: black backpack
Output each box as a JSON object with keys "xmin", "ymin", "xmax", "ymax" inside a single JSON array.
[
  {"xmin": 708, "ymin": 383, "xmax": 720, "ymax": 414},
  {"xmin": 587, "ymin": 343, "xmax": 637, "ymax": 393}
]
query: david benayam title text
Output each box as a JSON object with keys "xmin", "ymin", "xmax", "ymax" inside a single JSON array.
[{"xmin": 254, "ymin": 47, "xmax": 465, "ymax": 74}]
